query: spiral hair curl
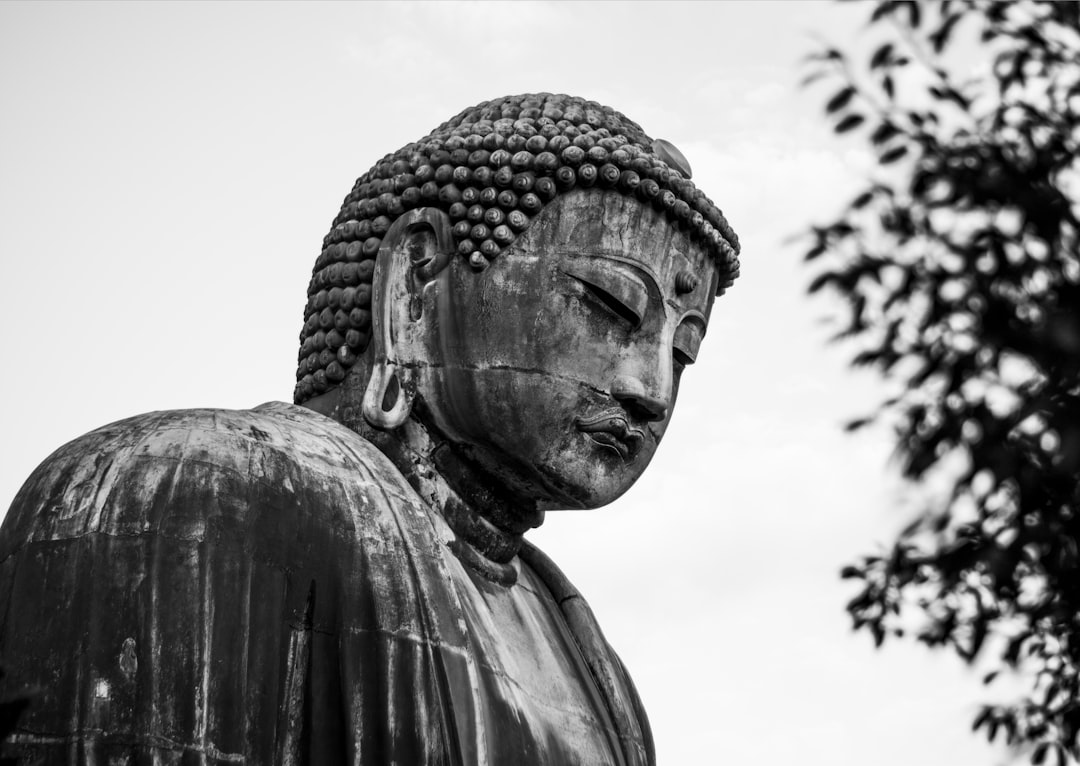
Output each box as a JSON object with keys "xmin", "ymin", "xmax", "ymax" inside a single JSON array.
[{"xmin": 295, "ymin": 93, "xmax": 740, "ymax": 404}]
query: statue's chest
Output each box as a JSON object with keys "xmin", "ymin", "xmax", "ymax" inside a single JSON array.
[{"xmin": 449, "ymin": 562, "xmax": 625, "ymax": 765}]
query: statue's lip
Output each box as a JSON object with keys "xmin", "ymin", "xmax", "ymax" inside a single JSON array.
[{"xmin": 575, "ymin": 412, "xmax": 645, "ymax": 460}]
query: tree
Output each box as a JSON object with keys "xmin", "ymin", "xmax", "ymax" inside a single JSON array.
[{"xmin": 802, "ymin": 1, "xmax": 1080, "ymax": 762}]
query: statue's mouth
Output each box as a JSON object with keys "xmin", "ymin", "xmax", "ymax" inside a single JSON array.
[{"xmin": 575, "ymin": 412, "xmax": 646, "ymax": 461}]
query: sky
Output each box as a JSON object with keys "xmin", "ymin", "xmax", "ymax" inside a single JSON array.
[{"xmin": 0, "ymin": 2, "xmax": 1019, "ymax": 764}]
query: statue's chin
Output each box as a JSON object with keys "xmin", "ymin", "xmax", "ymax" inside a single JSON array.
[
  {"xmin": 454, "ymin": 432, "xmax": 649, "ymax": 514},
  {"xmin": 527, "ymin": 436, "xmax": 657, "ymax": 512},
  {"xmin": 537, "ymin": 479, "xmax": 642, "ymax": 512},
  {"xmin": 556, "ymin": 474, "xmax": 646, "ymax": 512}
]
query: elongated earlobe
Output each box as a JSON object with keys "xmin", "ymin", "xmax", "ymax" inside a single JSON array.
[
  {"xmin": 362, "ymin": 358, "xmax": 412, "ymax": 429},
  {"xmin": 361, "ymin": 208, "xmax": 453, "ymax": 430}
]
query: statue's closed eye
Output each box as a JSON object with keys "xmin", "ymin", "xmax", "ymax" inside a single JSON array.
[
  {"xmin": 673, "ymin": 321, "xmax": 702, "ymax": 366},
  {"xmin": 563, "ymin": 261, "xmax": 648, "ymax": 328}
]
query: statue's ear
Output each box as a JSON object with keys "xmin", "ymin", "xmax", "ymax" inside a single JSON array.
[{"xmin": 362, "ymin": 208, "xmax": 454, "ymax": 430}]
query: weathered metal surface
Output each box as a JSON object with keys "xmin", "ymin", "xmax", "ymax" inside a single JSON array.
[
  {"xmin": 0, "ymin": 403, "xmax": 651, "ymax": 764},
  {"xmin": 294, "ymin": 93, "xmax": 740, "ymax": 404},
  {"xmin": 330, "ymin": 189, "xmax": 720, "ymax": 512},
  {"xmin": 0, "ymin": 93, "xmax": 739, "ymax": 764}
]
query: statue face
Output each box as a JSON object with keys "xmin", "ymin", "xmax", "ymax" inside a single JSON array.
[{"xmin": 412, "ymin": 190, "xmax": 720, "ymax": 510}]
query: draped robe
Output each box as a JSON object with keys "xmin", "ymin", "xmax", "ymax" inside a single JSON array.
[{"xmin": 0, "ymin": 402, "xmax": 653, "ymax": 765}]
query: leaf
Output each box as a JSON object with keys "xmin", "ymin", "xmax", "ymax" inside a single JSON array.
[
  {"xmin": 808, "ymin": 272, "xmax": 835, "ymax": 293},
  {"xmin": 804, "ymin": 48, "xmax": 846, "ymax": 63},
  {"xmin": 799, "ymin": 4, "xmax": 1080, "ymax": 757},
  {"xmin": 844, "ymin": 416, "xmax": 874, "ymax": 431},
  {"xmin": 968, "ymin": 619, "xmax": 988, "ymax": 661},
  {"xmin": 870, "ymin": 121, "xmax": 901, "ymax": 145},
  {"xmin": 870, "ymin": 42, "xmax": 894, "ymax": 70},
  {"xmin": 852, "ymin": 190, "xmax": 875, "ymax": 209},
  {"xmin": 826, "ymin": 86, "xmax": 857, "ymax": 114},
  {"xmin": 931, "ymin": 13, "xmax": 962, "ymax": 53},
  {"xmin": 846, "ymin": 588, "xmax": 873, "ymax": 614},
  {"xmin": 840, "ymin": 565, "xmax": 864, "ymax": 579},
  {"xmin": 1004, "ymin": 632, "xmax": 1030, "ymax": 665},
  {"xmin": 929, "ymin": 85, "xmax": 972, "ymax": 110},
  {"xmin": 880, "ymin": 145, "xmax": 909, "ymax": 164},
  {"xmin": 835, "ymin": 114, "xmax": 866, "ymax": 133},
  {"xmin": 870, "ymin": 1, "xmax": 897, "ymax": 23},
  {"xmin": 911, "ymin": 169, "xmax": 933, "ymax": 196},
  {"xmin": 906, "ymin": 0, "xmax": 920, "ymax": 29},
  {"xmin": 1033, "ymin": 742, "xmax": 1049, "ymax": 765}
]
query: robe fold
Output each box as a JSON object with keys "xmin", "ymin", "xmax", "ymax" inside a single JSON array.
[{"xmin": 0, "ymin": 402, "xmax": 653, "ymax": 765}]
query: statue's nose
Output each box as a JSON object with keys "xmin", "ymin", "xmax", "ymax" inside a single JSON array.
[{"xmin": 610, "ymin": 374, "xmax": 668, "ymax": 422}]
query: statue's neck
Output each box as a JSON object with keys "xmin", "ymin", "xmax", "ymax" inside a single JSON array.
[
  {"xmin": 367, "ymin": 412, "xmax": 545, "ymax": 586},
  {"xmin": 302, "ymin": 380, "xmax": 544, "ymax": 584}
]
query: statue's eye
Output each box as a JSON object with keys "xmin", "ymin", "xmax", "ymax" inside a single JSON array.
[
  {"xmin": 673, "ymin": 321, "xmax": 702, "ymax": 366},
  {"xmin": 564, "ymin": 261, "xmax": 647, "ymax": 328}
]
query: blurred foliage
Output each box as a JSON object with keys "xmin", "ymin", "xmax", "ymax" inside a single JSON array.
[{"xmin": 803, "ymin": 1, "xmax": 1080, "ymax": 762}]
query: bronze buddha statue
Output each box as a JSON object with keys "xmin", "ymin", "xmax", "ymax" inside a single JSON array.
[{"xmin": 0, "ymin": 93, "xmax": 739, "ymax": 765}]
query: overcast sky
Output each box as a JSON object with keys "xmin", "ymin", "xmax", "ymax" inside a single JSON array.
[{"xmin": 0, "ymin": 2, "xmax": 1018, "ymax": 764}]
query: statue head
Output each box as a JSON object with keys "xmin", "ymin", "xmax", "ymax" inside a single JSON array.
[{"xmin": 297, "ymin": 94, "xmax": 740, "ymax": 510}]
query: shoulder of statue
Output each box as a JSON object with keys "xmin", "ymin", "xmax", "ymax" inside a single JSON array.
[
  {"xmin": 12, "ymin": 401, "xmax": 403, "ymax": 489},
  {"xmin": 1, "ymin": 402, "xmax": 427, "ymax": 558}
]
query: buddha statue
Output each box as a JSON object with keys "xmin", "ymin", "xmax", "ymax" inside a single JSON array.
[{"xmin": 0, "ymin": 94, "xmax": 739, "ymax": 765}]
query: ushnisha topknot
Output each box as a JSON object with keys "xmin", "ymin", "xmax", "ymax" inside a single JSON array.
[{"xmin": 295, "ymin": 93, "xmax": 740, "ymax": 405}]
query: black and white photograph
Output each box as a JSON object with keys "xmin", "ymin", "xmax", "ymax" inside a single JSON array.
[{"xmin": 2, "ymin": 2, "xmax": 1077, "ymax": 764}]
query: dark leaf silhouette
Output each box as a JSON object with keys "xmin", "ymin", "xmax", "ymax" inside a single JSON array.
[
  {"xmin": 871, "ymin": 1, "xmax": 898, "ymax": 23},
  {"xmin": 852, "ymin": 191, "xmax": 875, "ymax": 209},
  {"xmin": 930, "ymin": 13, "xmax": 962, "ymax": 52},
  {"xmin": 840, "ymin": 565, "xmax": 865, "ymax": 579},
  {"xmin": 826, "ymin": 86, "xmax": 857, "ymax": 113},
  {"xmin": 870, "ymin": 121, "xmax": 901, "ymax": 145},
  {"xmin": 870, "ymin": 42, "xmax": 894, "ymax": 69},
  {"xmin": 835, "ymin": 114, "xmax": 865, "ymax": 133},
  {"xmin": 905, "ymin": 1, "xmax": 921, "ymax": 28},
  {"xmin": 882, "ymin": 74, "xmax": 895, "ymax": 100},
  {"xmin": 1034, "ymin": 743, "xmax": 1049, "ymax": 765},
  {"xmin": 800, "ymin": 1, "xmax": 1080, "ymax": 762},
  {"xmin": 879, "ymin": 145, "xmax": 908, "ymax": 164}
]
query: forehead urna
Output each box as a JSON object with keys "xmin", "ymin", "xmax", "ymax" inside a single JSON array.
[
  {"xmin": 297, "ymin": 92, "xmax": 740, "ymax": 510},
  {"xmin": 294, "ymin": 93, "xmax": 739, "ymax": 407},
  {"xmin": 0, "ymin": 93, "xmax": 743, "ymax": 766},
  {"xmin": 406, "ymin": 189, "xmax": 720, "ymax": 510}
]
